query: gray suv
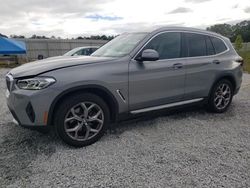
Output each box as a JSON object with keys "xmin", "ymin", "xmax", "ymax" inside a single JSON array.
[{"xmin": 6, "ymin": 27, "xmax": 243, "ymax": 147}]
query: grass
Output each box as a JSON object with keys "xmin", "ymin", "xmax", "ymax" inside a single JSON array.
[
  {"xmin": 0, "ymin": 60, "xmax": 26, "ymax": 68},
  {"xmin": 0, "ymin": 62, "xmax": 19, "ymax": 68},
  {"xmin": 238, "ymin": 50, "xmax": 250, "ymax": 73}
]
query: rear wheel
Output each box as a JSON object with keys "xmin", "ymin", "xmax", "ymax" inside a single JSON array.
[
  {"xmin": 208, "ymin": 79, "xmax": 233, "ymax": 113},
  {"xmin": 54, "ymin": 93, "xmax": 110, "ymax": 147}
]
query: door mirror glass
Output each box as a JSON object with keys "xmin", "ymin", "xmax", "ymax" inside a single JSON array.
[{"xmin": 138, "ymin": 49, "xmax": 159, "ymax": 61}]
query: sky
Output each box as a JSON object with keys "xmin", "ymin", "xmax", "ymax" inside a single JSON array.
[{"xmin": 0, "ymin": 0, "xmax": 250, "ymax": 38}]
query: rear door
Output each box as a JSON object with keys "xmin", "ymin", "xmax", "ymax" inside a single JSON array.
[
  {"xmin": 129, "ymin": 32, "xmax": 186, "ymax": 111},
  {"xmin": 183, "ymin": 33, "xmax": 216, "ymax": 100}
]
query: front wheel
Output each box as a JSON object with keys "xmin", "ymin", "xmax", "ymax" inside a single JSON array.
[
  {"xmin": 208, "ymin": 79, "xmax": 233, "ymax": 113},
  {"xmin": 54, "ymin": 93, "xmax": 110, "ymax": 147}
]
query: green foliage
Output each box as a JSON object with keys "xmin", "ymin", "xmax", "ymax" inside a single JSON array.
[
  {"xmin": 10, "ymin": 35, "xmax": 25, "ymax": 38},
  {"xmin": 207, "ymin": 24, "xmax": 233, "ymax": 38},
  {"xmin": 207, "ymin": 20, "xmax": 250, "ymax": 42},
  {"xmin": 238, "ymin": 50, "xmax": 250, "ymax": 73},
  {"xmin": 235, "ymin": 35, "xmax": 243, "ymax": 51},
  {"xmin": 76, "ymin": 35, "xmax": 115, "ymax": 41}
]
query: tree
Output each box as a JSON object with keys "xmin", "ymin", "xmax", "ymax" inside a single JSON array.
[
  {"xmin": 207, "ymin": 20, "xmax": 250, "ymax": 42},
  {"xmin": 232, "ymin": 20, "xmax": 250, "ymax": 42},
  {"xmin": 30, "ymin": 35, "xmax": 49, "ymax": 39},
  {"xmin": 206, "ymin": 24, "xmax": 233, "ymax": 39},
  {"xmin": 10, "ymin": 35, "xmax": 25, "ymax": 38},
  {"xmin": 234, "ymin": 35, "xmax": 243, "ymax": 51}
]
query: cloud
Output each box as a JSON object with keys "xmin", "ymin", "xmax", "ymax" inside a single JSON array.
[
  {"xmin": 0, "ymin": 0, "xmax": 114, "ymax": 24},
  {"xmin": 185, "ymin": 0, "xmax": 211, "ymax": 3},
  {"xmin": 245, "ymin": 7, "xmax": 250, "ymax": 13},
  {"xmin": 85, "ymin": 14, "xmax": 123, "ymax": 21},
  {"xmin": 0, "ymin": 0, "xmax": 115, "ymax": 37},
  {"xmin": 232, "ymin": 4, "xmax": 239, "ymax": 9},
  {"xmin": 0, "ymin": 0, "xmax": 250, "ymax": 38},
  {"xmin": 168, "ymin": 7, "xmax": 192, "ymax": 14}
]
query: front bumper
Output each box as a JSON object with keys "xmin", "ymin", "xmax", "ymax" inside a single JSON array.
[{"xmin": 6, "ymin": 80, "xmax": 58, "ymax": 127}]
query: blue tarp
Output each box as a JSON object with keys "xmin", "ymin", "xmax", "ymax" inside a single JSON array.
[{"xmin": 0, "ymin": 37, "xmax": 26, "ymax": 55}]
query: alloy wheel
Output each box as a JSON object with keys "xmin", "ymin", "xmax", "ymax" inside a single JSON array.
[
  {"xmin": 64, "ymin": 102, "xmax": 104, "ymax": 141},
  {"xmin": 214, "ymin": 83, "xmax": 231, "ymax": 110}
]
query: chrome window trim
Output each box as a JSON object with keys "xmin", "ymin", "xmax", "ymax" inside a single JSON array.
[{"xmin": 132, "ymin": 30, "xmax": 230, "ymax": 62}]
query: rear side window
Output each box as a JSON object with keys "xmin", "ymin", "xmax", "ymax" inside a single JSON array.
[
  {"xmin": 210, "ymin": 37, "xmax": 227, "ymax": 54},
  {"xmin": 144, "ymin": 32, "xmax": 181, "ymax": 59},
  {"xmin": 205, "ymin": 36, "xmax": 215, "ymax": 55},
  {"xmin": 186, "ymin": 33, "xmax": 206, "ymax": 57}
]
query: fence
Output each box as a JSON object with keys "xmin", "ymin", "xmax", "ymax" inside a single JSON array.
[{"xmin": 16, "ymin": 39, "xmax": 108, "ymax": 61}]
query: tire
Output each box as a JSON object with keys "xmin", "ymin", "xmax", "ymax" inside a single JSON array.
[
  {"xmin": 54, "ymin": 93, "xmax": 110, "ymax": 147},
  {"xmin": 208, "ymin": 79, "xmax": 233, "ymax": 113}
]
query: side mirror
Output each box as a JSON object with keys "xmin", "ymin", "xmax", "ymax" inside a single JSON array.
[{"xmin": 136, "ymin": 49, "xmax": 159, "ymax": 62}]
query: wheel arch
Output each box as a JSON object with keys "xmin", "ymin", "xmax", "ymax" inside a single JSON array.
[
  {"xmin": 47, "ymin": 85, "xmax": 119, "ymax": 126},
  {"xmin": 209, "ymin": 73, "xmax": 236, "ymax": 97}
]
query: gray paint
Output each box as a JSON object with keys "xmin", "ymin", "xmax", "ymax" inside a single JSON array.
[{"xmin": 6, "ymin": 27, "xmax": 243, "ymax": 127}]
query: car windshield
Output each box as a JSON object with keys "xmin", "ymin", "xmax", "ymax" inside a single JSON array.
[
  {"xmin": 63, "ymin": 48, "xmax": 82, "ymax": 56},
  {"xmin": 91, "ymin": 33, "xmax": 147, "ymax": 57}
]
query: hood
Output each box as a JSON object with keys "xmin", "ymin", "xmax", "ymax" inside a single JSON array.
[{"xmin": 9, "ymin": 56, "xmax": 115, "ymax": 78}]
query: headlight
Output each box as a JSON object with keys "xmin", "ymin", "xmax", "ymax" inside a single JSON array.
[{"xmin": 16, "ymin": 77, "xmax": 56, "ymax": 90}]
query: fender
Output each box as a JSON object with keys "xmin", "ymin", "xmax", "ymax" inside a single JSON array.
[
  {"xmin": 209, "ymin": 72, "xmax": 236, "ymax": 97},
  {"xmin": 47, "ymin": 84, "xmax": 119, "ymax": 126}
]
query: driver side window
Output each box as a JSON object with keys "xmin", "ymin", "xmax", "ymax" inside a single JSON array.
[{"xmin": 143, "ymin": 32, "xmax": 181, "ymax": 60}]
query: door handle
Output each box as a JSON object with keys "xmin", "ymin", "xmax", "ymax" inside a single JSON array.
[
  {"xmin": 172, "ymin": 63, "xmax": 183, "ymax": 69},
  {"xmin": 213, "ymin": 60, "xmax": 220, "ymax": 64}
]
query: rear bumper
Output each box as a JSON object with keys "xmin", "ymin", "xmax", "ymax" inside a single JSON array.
[
  {"xmin": 234, "ymin": 69, "xmax": 243, "ymax": 95},
  {"xmin": 234, "ymin": 86, "xmax": 241, "ymax": 95}
]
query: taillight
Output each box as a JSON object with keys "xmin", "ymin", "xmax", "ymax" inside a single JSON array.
[{"xmin": 236, "ymin": 57, "xmax": 244, "ymax": 66}]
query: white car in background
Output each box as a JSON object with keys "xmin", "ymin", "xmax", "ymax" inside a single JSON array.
[
  {"xmin": 63, "ymin": 46, "xmax": 99, "ymax": 56},
  {"xmin": 43, "ymin": 46, "xmax": 99, "ymax": 60}
]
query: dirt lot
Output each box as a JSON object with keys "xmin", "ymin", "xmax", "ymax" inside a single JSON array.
[{"xmin": 0, "ymin": 68, "xmax": 250, "ymax": 188}]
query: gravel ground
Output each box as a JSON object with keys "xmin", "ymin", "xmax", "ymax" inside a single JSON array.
[{"xmin": 0, "ymin": 68, "xmax": 250, "ymax": 188}]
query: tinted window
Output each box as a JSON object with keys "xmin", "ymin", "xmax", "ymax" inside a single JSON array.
[
  {"xmin": 144, "ymin": 32, "xmax": 181, "ymax": 59},
  {"xmin": 205, "ymin": 36, "xmax": 215, "ymax": 55},
  {"xmin": 91, "ymin": 48, "xmax": 98, "ymax": 53},
  {"xmin": 82, "ymin": 48, "xmax": 92, "ymax": 55},
  {"xmin": 186, "ymin": 33, "xmax": 206, "ymax": 57},
  {"xmin": 210, "ymin": 37, "xmax": 227, "ymax": 54}
]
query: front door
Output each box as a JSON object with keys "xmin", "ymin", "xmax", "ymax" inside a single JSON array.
[{"xmin": 129, "ymin": 32, "xmax": 186, "ymax": 111}]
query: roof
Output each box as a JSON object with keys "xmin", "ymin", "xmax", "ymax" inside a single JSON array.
[
  {"xmin": 155, "ymin": 26, "xmax": 222, "ymax": 36},
  {"xmin": 132, "ymin": 26, "xmax": 225, "ymax": 38},
  {"xmin": 0, "ymin": 37, "xmax": 26, "ymax": 55}
]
